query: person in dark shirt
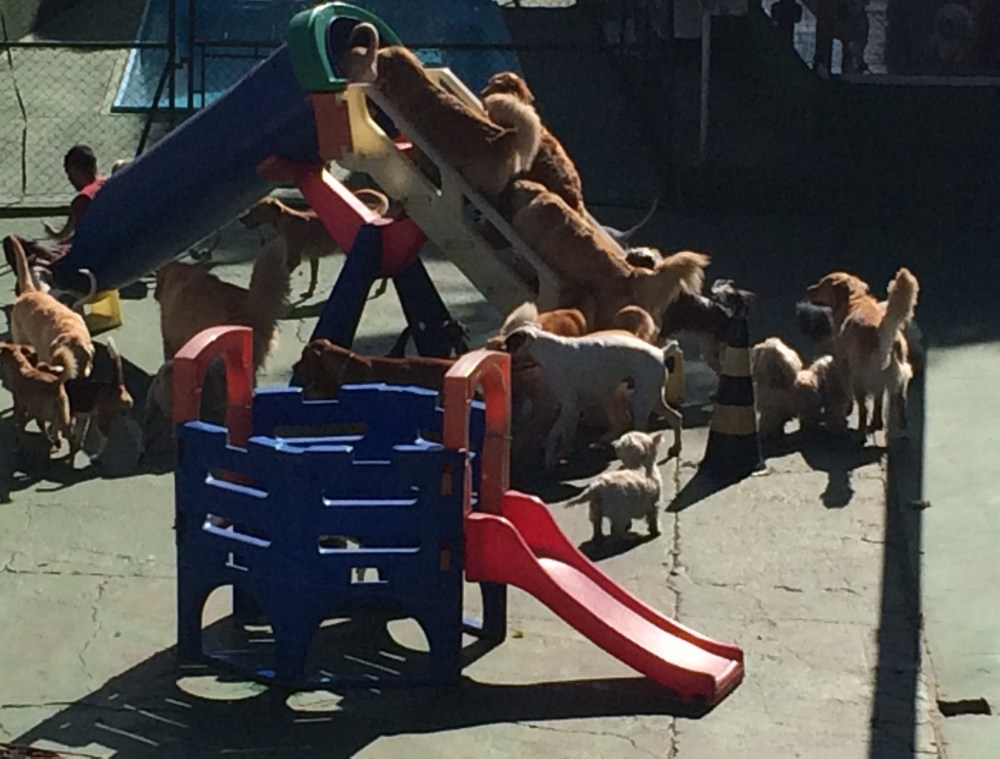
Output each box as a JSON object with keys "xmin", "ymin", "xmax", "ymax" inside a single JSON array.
[{"xmin": 3, "ymin": 145, "xmax": 107, "ymax": 293}]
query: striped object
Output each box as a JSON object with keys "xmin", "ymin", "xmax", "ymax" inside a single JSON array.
[{"xmin": 698, "ymin": 314, "xmax": 765, "ymax": 481}]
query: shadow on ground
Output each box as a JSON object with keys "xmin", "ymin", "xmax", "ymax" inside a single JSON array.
[
  {"xmin": 869, "ymin": 352, "xmax": 927, "ymax": 758},
  {"xmin": 10, "ymin": 615, "xmax": 706, "ymax": 758}
]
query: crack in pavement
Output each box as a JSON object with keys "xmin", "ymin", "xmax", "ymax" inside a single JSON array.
[
  {"xmin": 78, "ymin": 579, "xmax": 109, "ymax": 683},
  {"xmin": 0, "ymin": 567, "xmax": 172, "ymax": 579},
  {"xmin": 514, "ymin": 721, "xmax": 659, "ymax": 758}
]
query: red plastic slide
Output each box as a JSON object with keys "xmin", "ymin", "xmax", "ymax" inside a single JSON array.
[{"xmin": 465, "ymin": 491, "xmax": 744, "ymax": 706}]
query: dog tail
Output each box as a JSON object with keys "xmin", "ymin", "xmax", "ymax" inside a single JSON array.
[
  {"xmin": 247, "ymin": 236, "xmax": 291, "ymax": 371},
  {"xmin": 879, "ymin": 268, "xmax": 919, "ymax": 369},
  {"xmin": 563, "ymin": 484, "xmax": 594, "ymax": 508},
  {"xmin": 10, "ymin": 237, "xmax": 37, "ymax": 295},
  {"xmin": 483, "ymin": 92, "xmax": 542, "ymax": 173},
  {"xmin": 796, "ymin": 300, "xmax": 835, "ymax": 344},
  {"xmin": 49, "ymin": 344, "xmax": 78, "ymax": 380},
  {"xmin": 615, "ymin": 198, "xmax": 660, "ymax": 245},
  {"xmin": 71, "ymin": 269, "xmax": 98, "ymax": 311},
  {"xmin": 347, "ymin": 21, "xmax": 380, "ymax": 83},
  {"xmin": 499, "ymin": 301, "xmax": 540, "ymax": 338},
  {"xmin": 662, "ymin": 339, "xmax": 683, "ymax": 373},
  {"xmin": 354, "ymin": 187, "xmax": 391, "ymax": 217},
  {"xmin": 655, "ymin": 251, "xmax": 711, "ymax": 295}
]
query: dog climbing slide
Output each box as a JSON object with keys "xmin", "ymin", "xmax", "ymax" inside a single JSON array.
[
  {"xmin": 50, "ymin": 1, "xmax": 565, "ymax": 318},
  {"xmin": 465, "ymin": 490, "xmax": 744, "ymax": 706}
]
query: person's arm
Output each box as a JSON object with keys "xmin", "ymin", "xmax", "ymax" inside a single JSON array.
[{"xmin": 42, "ymin": 215, "xmax": 75, "ymax": 242}]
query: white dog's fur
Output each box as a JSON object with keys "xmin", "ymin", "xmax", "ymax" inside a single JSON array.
[
  {"xmin": 611, "ymin": 430, "xmax": 662, "ymax": 470},
  {"xmin": 565, "ymin": 431, "xmax": 663, "ymax": 541},
  {"xmin": 503, "ymin": 326, "xmax": 682, "ymax": 469}
]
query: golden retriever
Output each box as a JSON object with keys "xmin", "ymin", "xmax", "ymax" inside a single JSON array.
[
  {"xmin": 480, "ymin": 71, "xmax": 586, "ymax": 215},
  {"xmin": 349, "ymin": 33, "xmax": 541, "ymax": 198},
  {"xmin": 154, "ymin": 237, "xmax": 289, "ymax": 374},
  {"xmin": 805, "ymin": 268, "xmax": 919, "ymax": 436},
  {"xmin": 508, "ymin": 180, "xmax": 709, "ymax": 328},
  {"xmin": 8, "ymin": 237, "xmax": 94, "ymax": 379}
]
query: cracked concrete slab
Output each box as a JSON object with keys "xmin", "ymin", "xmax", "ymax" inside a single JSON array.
[{"xmin": 1, "ymin": 203, "xmax": 936, "ymax": 757}]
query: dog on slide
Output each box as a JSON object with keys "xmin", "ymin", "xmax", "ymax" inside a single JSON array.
[
  {"xmin": 345, "ymin": 26, "xmax": 541, "ymax": 198},
  {"xmin": 751, "ymin": 337, "xmax": 852, "ymax": 438},
  {"xmin": 503, "ymin": 325, "xmax": 682, "ymax": 470},
  {"xmin": 480, "ymin": 71, "xmax": 586, "ymax": 215},
  {"xmin": 508, "ymin": 180, "xmax": 709, "ymax": 329},
  {"xmin": 8, "ymin": 237, "xmax": 94, "ymax": 380},
  {"xmin": 154, "ymin": 236, "xmax": 289, "ymax": 375},
  {"xmin": 564, "ymin": 430, "xmax": 664, "ymax": 542},
  {"xmin": 805, "ymin": 268, "xmax": 919, "ymax": 436}
]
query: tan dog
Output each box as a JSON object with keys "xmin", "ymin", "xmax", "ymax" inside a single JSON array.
[
  {"xmin": 8, "ymin": 237, "xmax": 94, "ymax": 379},
  {"xmin": 0, "ymin": 341, "xmax": 73, "ymax": 456},
  {"xmin": 481, "ymin": 71, "xmax": 586, "ymax": 215},
  {"xmin": 806, "ymin": 268, "xmax": 919, "ymax": 435},
  {"xmin": 350, "ymin": 35, "xmax": 541, "ymax": 198},
  {"xmin": 508, "ymin": 180, "xmax": 708, "ymax": 328},
  {"xmin": 751, "ymin": 337, "xmax": 851, "ymax": 438},
  {"xmin": 238, "ymin": 189, "xmax": 390, "ymax": 299},
  {"xmin": 293, "ymin": 339, "xmax": 455, "ymax": 400},
  {"xmin": 155, "ymin": 237, "xmax": 289, "ymax": 374}
]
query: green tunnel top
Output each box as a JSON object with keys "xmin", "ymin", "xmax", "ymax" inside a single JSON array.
[{"xmin": 287, "ymin": 2, "xmax": 401, "ymax": 92}]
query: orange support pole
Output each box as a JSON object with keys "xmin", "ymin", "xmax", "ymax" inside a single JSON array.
[{"xmin": 442, "ymin": 349, "xmax": 511, "ymax": 515}]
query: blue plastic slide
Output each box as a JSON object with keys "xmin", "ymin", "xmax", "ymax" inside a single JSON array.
[{"xmin": 52, "ymin": 46, "xmax": 320, "ymax": 292}]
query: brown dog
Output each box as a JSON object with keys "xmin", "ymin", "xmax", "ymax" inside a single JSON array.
[
  {"xmin": 293, "ymin": 339, "xmax": 456, "ymax": 399},
  {"xmin": 8, "ymin": 237, "xmax": 94, "ymax": 379},
  {"xmin": 350, "ymin": 36, "xmax": 541, "ymax": 198},
  {"xmin": 155, "ymin": 237, "xmax": 289, "ymax": 374},
  {"xmin": 481, "ymin": 71, "xmax": 586, "ymax": 215},
  {"xmin": 509, "ymin": 180, "xmax": 709, "ymax": 328},
  {"xmin": 805, "ymin": 268, "xmax": 919, "ymax": 436},
  {"xmin": 238, "ymin": 189, "xmax": 390, "ymax": 299},
  {"xmin": 0, "ymin": 341, "xmax": 73, "ymax": 456},
  {"xmin": 65, "ymin": 338, "xmax": 134, "ymax": 460}
]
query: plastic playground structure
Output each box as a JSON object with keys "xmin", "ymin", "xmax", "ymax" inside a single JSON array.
[{"xmin": 61, "ymin": 1, "xmax": 746, "ymax": 706}]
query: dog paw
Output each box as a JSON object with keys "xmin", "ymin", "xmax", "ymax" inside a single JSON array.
[{"xmin": 667, "ymin": 444, "xmax": 681, "ymax": 459}]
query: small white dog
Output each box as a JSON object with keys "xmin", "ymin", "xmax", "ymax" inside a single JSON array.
[
  {"xmin": 751, "ymin": 337, "xmax": 852, "ymax": 438},
  {"xmin": 566, "ymin": 431, "xmax": 663, "ymax": 542},
  {"xmin": 503, "ymin": 326, "xmax": 682, "ymax": 469}
]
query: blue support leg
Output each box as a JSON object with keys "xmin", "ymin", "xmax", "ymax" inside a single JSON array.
[
  {"xmin": 393, "ymin": 255, "xmax": 464, "ymax": 358},
  {"xmin": 290, "ymin": 224, "xmax": 383, "ymax": 386}
]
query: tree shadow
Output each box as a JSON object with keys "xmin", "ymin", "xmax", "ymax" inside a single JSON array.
[{"xmin": 10, "ymin": 615, "xmax": 710, "ymax": 758}]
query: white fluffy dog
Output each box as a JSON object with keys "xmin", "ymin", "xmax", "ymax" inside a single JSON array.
[
  {"xmin": 751, "ymin": 337, "xmax": 852, "ymax": 438},
  {"xmin": 566, "ymin": 431, "xmax": 663, "ymax": 541},
  {"xmin": 503, "ymin": 326, "xmax": 682, "ymax": 469}
]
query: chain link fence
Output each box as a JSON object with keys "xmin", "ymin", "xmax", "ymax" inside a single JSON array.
[{"xmin": 0, "ymin": 0, "xmax": 671, "ymax": 211}]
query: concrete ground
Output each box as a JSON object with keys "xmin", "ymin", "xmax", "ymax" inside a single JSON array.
[
  {"xmin": 0, "ymin": 202, "xmax": 939, "ymax": 757},
  {"xmin": 920, "ymin": 344, "xmax": 1000, "ymax": 758}
]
